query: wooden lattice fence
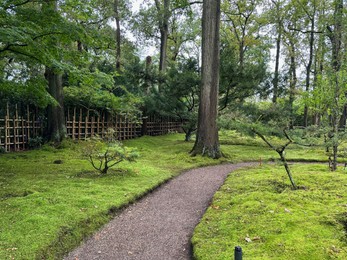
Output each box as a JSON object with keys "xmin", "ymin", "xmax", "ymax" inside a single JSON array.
[
  {"xmin": 65, "ymin": 108, "xmax": 142, "ymax": 141},
  {"xmin": 0, "ymin": 105, "xmax": 183, "ymax": 152},
  {"xmin": 0, "ymin": 104, "xmax": 43, "ymax": 152}
]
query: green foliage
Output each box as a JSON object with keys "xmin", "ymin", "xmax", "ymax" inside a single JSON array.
[
  {"xmin": 0, "ymin": 76, "xmax": 56, "ymax": 107},
  {"xmin": 218, "ymin": 101, "xmax": 299, "ymax": 136},
  {"xmin": 81, "ymin": 129, "xmax": 139, "ymax": 174},
  {"xmin": 143, "ymin": 58, "xmax": 200, "ymax": 140},
  {"xmin": 28, "ymin": 136, "xmax": 44, "ymax": 149},
  {"xmin": 219, "ymin": 41, "xmax": 269, "ymax": 109}
]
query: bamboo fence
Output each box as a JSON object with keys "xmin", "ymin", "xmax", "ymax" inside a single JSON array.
[
  {"xmin": 0, "ymin": 105, "xmax": 183, "ymax": 152},
  {"xmin": 0, "ymin": 104, "xmax": 43, "ymax": 152}
]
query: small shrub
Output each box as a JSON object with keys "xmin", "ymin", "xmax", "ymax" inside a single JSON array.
[
  {"xmin": 81, "ymin": 128, "xmax": 139, "ymax": 175},
  {"xmin": 28, "ymin": 136, "xmax": 44, "ymax": 149},
  {"xmin": 0, "ymin": 146, "xmax": 6, "ymax": 154}
]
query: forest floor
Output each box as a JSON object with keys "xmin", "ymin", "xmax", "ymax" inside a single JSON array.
[
  {"xmin": 64, "ymin": 162, "xmax": 256, "ymax": 259},
  {"xmin": 0, "ymin": 132, "xmax": 344, "ymax": 259}
]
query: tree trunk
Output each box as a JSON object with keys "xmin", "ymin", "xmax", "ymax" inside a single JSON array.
[
  {"xmin": 279, "ymin": 151, "xmax": 297, "ymax": 190},
  {"xmin": 159, "ymin": 26, "xmax": 168, "ymax": 72},
  {"xmin": 45, "ymin": 67, "xmax": 66, "ymax": 142},
  {"xmin": 114, "ymin": 0, "xmax": 121, "ymax": 71},
  {"xmin": 339, "ymin": 104, "xmax": 347, "ymax": 128},
  {"xmin": 272, "ymin": 30, "xmax": 281, "ymax": 103},
  {"xmin": 303, "ymin": 18, "xmax": 315, "ymax": 127},
  {"xmin": 327, "ymin": 0, "xmax": 343, "ymax": 171},
  {"xmin": 190, "ymin": 0, "xmax": 221, "ymax": 159},
  {"xmin": 288, "ymin": 38, "xmax": 297, "ymax": 129},
  {"xmin": 43, "ymin": 0, "xmax": 66, "ymax": 142},
  {"xmin": 155, "ymin": 0, "xmax": 170, "ymax": 73}
]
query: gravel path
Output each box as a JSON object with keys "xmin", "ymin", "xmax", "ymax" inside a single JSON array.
[{"xmin": 64, "ymin": 162, "xmax": 256, "ymax": 260}]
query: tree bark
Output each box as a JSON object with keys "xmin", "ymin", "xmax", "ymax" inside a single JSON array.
[
  {"xmin": 272, "ymin": 29, "xmax": 281, "ymax": 103},
  {"xmin": 43, "ymin": 0, "xmax": 66, "ymax": 142},
  {"xmin": 303, "ymin": 14, "xmax": 316, "ymax": 127},
  {"xmin": 114, "ymin": 0, "xmax": 121, "ymax": 71},
  {"xmin": 45, "ymin": 67, "xmax": 66, "ymax": 142},
  {"xmin": 288, "ymin": 38, "xmax": 297, "ymax": 129},
  {"xmin": 326, "ymin": 0, "xmax": 343, "ymax": 171},
  {"xmin": 155, "ymin": 0, "xmax": 170, "ymax": 73},
  {"xmin": 270, "ymin": 0, "xmax": 282, "ymax": 104},
  {"xmin": 190, "ymin": 0, "xmax": 221, "ymax": 159}
]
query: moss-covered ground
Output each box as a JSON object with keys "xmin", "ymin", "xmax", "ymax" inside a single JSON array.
[
  {"xmin": 0, "ymin": 132, "xmax": 344, "ymax": 259},
  {"xmin": 192, "ymin": 163, "xmax": 347, "ymax": 259}
]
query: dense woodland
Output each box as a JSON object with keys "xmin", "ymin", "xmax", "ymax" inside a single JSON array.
[{"xmin": 1, "ymin": 0, "xmax": 347, "ymax": 164}]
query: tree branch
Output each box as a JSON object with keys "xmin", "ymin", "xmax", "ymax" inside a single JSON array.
[
  {"xmin": 172, "ymin": 1, "xmax": 203, "ymax": 12},
  {"xmin": 1, "ymin": 47, "xmax": 41, "ymax": 62},
  {"xmin": 252, "ymin": 128, "xmax": 276, "ymax": 150},
  {"xmin": 4, "ymin": 0, "xmax": 32, "ymax": 10},
  {"xmin": 288, "ymin": 26, "xmax": 323, "ymax": 34}
]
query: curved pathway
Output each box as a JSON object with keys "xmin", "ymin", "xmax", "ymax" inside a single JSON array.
[{"xmin": 64, "ymin": 162, "xmax": 256, "ymax": 260}]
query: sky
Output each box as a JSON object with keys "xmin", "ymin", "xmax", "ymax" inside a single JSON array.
[
  {"xmin": 109, "ymin": 0, "xmax": 157, "ymax": 58},
  {"xmin": 115, "ymin": 0, "xmax": 281, "ymax": 72}
]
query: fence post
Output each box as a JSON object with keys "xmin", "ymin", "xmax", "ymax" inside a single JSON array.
[
  {"xmin": 4, "ymin": 106, "xmax": 8, "ymax": 152},
  {"xmin": 234, "ymin": 246, "xmax": 242, "ymax": 260},
  {"xmin": 14, "ymin": 104, "xmax": 18, "ymax": 151},
  {"xmin": 26, "ymin": 105, "xmax": 30, "ymax": 142}
]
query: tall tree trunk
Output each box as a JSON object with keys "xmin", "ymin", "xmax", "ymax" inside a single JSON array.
[
  {"xmin": 141, "ymin": 56, "xmax": 152, "ymax": 136},
  {"xmin": 43, "ymin": 0, "xmax": 66, "ymax": 142},
  {"xmin": 288, "ymin": 38, "xmax": 297, "ymax": 129},
  {"xmin": 303, "ymin": 17, "xmax": 315, "ymax": 127},
  {"xmin": 159, "ymin": 25, "xmax": 168, "ymax": 72},
  {"xmin": 45, "ymin": 67, "xmax": 66, "ymax": 142},
  {"xmin": 327, "ymin": 0, "xmax": 343, "ymax": 171},
  {"xmin": 114, "ymin": 0, "xmax": 121, "ymax": 71},
  {"xmin": 339, "ymin": 104, "xmax": 347, "ymax": 128},
  {"xmin": 272, "ymin": 30, "xmax": 281, "ymax": 103},
  {"xmin": 155, "ymin": 0, "xmax": 170, "ymax": 73},
  {"xmin": 190, "ymin": 0, "xmax": 221, "ymax": 159}
]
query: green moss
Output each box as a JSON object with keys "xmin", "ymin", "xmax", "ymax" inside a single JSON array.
[
  {"xmin": 0, "ymin": 132, "xmax": 337, "ymax": 259},
  {"xmin": 192, "ymin": 164, "xmax": 347, "ymax": 260}
]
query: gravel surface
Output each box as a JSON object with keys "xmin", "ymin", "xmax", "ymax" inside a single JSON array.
[{"xmin": 64, "ymin": 162, "xmax": 256, "ymax": 260}]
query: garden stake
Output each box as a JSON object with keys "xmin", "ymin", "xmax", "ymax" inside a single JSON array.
[{"xmin": 234, "ymin": 246, "xmax": 242, "ymax": 260}]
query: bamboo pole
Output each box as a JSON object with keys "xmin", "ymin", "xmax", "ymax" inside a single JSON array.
[
  {"xmin": 97, "ymin": 115, "xmax": 100, "ymax": 136},
  {"xmin": 120, "ymin": 115, "xmax": 123, "ymax": 140},
  {"xmin": 5, "ymin": 103, "xmax": 9, "ymax": 152},
  {"xmin": 85, "ymin": 116, "xmax": 88, "ymax": 140},
  {"xmin": 86, "ymin": 109, "xmax": 90, "ymax": 139},
  {"xmin": 14, "ymin": 105, "xmax": 18, "ymax": 150},
  {"xmin": 102, "ymin": 114, "xmax": 105, "ymax": 138},
  {"xmin": 27, "ymin": 105, "xmax": 30, "ymax": 143},
  {"xmin": 72, "ymin": 108, "xmax": 76, "ymax": 140},
  {"xmin": 21, "ymin": 110, "xmax": 25, "ymax": 150},
  {"xmin": 91, "ymin": 116, "xmax": 94, "ymax": 136},
  {"xmin": 78, "ymin": 108, "xmax": 82, "ymax": 140}
]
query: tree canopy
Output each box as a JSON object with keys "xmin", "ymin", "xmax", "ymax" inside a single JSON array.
[{"xmin": 1, "ymin": 0, "xmax": 347, "ymax": 161}]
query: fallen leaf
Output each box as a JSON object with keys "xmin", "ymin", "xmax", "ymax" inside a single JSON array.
[
  {"xmin": 331, "ymin": 245, "xmax": 340, "ymax": 253},
  {"xmin": 284, "ymin": 208, "xmax": 291, "ymax": 213},
  {"xmin": 252, "ymin": 236, "xmax": 261, "ymax": 241},
  {"xmin": 211, "ymin": 205, "xmax": 220, "ymax": 210},
  {"xmin": 245, "ymin": 237, "xmax": 252, "ymax": 243}
]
